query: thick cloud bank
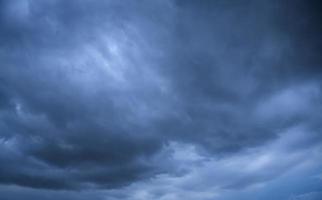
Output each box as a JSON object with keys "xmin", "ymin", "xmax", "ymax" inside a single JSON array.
[{"xmin": 0, "ymin": 0, "xmax": 322, "ymax": 199}]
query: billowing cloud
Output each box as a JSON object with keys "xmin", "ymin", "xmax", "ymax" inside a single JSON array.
[{"xmin": 0, "ymin": 0, "xmax": 321, "ymax": 199}]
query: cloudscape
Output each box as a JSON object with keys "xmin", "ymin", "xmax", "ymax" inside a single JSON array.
[{"xmin": 0, "ymin": 0, "xmax": 322, "ymax": 199}]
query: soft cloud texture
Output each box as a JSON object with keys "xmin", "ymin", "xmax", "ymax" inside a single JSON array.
[{"xmin": 0, "ymin": 0, "xmax": 321, "ymax": 199}]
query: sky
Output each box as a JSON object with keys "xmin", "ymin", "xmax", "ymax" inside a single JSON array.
[{"xmin": 0, "ymin": 0, "xmax": 322, "ymax": 199}]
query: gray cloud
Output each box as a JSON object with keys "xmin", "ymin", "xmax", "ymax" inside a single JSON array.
[
  {"xmin": 290, "ymin": 192, "xmax": 322, "ymax": 200},
  {"xmin": 0, "ymin": 0, "xmax": 321, "ymax": 199}
]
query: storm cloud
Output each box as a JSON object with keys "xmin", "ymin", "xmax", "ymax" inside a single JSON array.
[{"xmin": 0, "ymin": 0, "xmax": 322, "ymax": 199}]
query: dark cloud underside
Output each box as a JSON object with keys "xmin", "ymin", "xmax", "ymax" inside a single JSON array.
[{"xmin": 0, "ymin": 0, "xmax": 322, "ymax": 200}]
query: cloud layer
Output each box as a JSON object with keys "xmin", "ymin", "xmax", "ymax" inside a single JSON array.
[{"xmin": 0, "ymin": 0, "xmax": 322, "ymax": 199}]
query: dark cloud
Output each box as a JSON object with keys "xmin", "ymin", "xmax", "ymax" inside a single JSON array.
[
  {"xmin": 0, "ymin": 0, "xmax": 321, "ymax": 199},
  {"xmin": 157, "ymin": 0, "xmax": 322, "ymax": 154},
  {"xmin": 0, "ymin": 0, "xmax": 171, "ymax": 190}
]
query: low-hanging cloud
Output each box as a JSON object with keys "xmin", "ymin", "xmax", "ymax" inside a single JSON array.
[{"xmin": 0, "ymin": 0, "xmax": 322, "ymax": 199}]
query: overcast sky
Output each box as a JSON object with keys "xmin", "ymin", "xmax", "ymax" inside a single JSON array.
[{"xmin": 0, "ymin": 0, "xmax": 322, "ymax": 199}]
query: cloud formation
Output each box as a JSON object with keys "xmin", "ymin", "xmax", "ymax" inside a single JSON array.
[{"xmin": 0, "ymin": 0, "xmax": 321, "ymax": 199}]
